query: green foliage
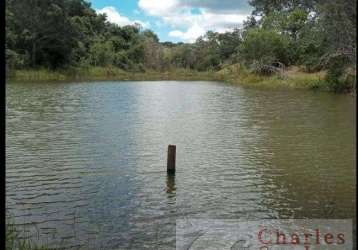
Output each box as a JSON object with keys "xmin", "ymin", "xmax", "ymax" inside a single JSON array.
[
  {"xmin": 5, "ymin": 0, "xmax": 147, "ymax": 71},
  {"xmin": 295, "ymin": 23, "xmax": 326, "ymax": 72},
  {"xmin": 317, "ymin": 0, "xmax": 356, "ymax": 63},
  {"xmin": 249, "ymin": 0, "xmax": 317, "ymax": 15},
  {"xmin": 261, "ymin": 8, "xmax": 308, "ymax": 36},
  {"xmin": 6, "ymin": 49, "xmax": 27, "ymax": 69},
  {"xmin": 239, "ymin": 28, "xmax": 291, "ymax": 68},
  {"xmin": 325, "ymin": 55, "xmax": 355, "ymax": 93},
  {"xmin": 89, "ymin": 40, "xmax": 115, "ymax": 66},
  {"xmin": 5, "ymin": 0, "xmax": 356, "ymax": 92},
  {"xmin": 315, "ymin": 0, "xmax": 356, "ymax": 92}
]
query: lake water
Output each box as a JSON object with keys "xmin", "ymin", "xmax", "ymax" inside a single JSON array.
[{"xmin": 6, "ymin": 81, "xmax": 356, "ymax": 249}]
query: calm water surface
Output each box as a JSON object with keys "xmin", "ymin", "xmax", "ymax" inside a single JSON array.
[{"xmin": 6, "ymin": 81, "xmax": 356, "ymax": 249}]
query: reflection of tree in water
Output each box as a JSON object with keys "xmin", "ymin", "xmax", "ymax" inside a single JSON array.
[{"xmin": 239, "ymin": 90, "xmax": 355, "ymax": 219}]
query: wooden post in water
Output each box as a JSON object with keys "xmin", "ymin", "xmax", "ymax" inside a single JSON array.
[{"xmin": 167, "ymin": 145, "xmax": 176, "ymax": 174}]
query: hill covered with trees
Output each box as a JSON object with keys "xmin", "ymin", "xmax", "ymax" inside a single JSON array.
[{"xmin": 6, "ymin": 0, "xmax": 356, "ymax": 92}]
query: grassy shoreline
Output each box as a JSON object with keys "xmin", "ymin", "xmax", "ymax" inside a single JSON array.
[
  {"xmin": 6, "ymin": 220, "xmax": 49, "ymax": 250},
  {"xmin": 6, "ymin": 67, "xmax": 217, "ymax": 82},
  {"xmin": 5, "ymin": 66, "xmax": 349, "ymax": 92}
]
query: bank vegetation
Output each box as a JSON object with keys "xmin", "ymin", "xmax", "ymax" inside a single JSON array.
[{"xmin": 6, "ymin": 0, "xmax": 356, "ymax": 92}]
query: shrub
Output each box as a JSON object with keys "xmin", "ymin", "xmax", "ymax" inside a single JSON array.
[
  {"xmin": 239, "ymin": 28, "xmax": 291, "ymax": 67},
  {"xmin": 324, "ymin": 54, "xmax": 355, "ymax": 93}
]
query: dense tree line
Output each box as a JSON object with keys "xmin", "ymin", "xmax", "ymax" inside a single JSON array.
[
  {"xmin": 6, "ymin": 0, "xmax": 151, "ymax": 71},
  {"xmin": 6, "ymin": 0, "xmax": 356, "ymax": 91}
]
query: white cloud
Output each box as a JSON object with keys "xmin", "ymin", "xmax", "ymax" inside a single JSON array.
[
  {"xmin": 138, "ymin": 0, "xmax": 178, "ymax": 16},
  {"xmin": 182, "ymin": 0, "xmax": 252, "ymax": 14},
  {"xmin": 169, "ymin": 23, "xmax": 206, "ymax": 42},
  {"xmin": 138, "ymin": 0, "xmax": 252, "ymax": 14},
  {"xmin": 169, "ymin": 30, "xmax": 184, "ymax": 37},
  {"xmin": 166, "ymin": 10, "xmax": 247, "ymax": 42},
  {"xmin": 96, "ymin": 6, "xmax": 150, "ymax": 29},
  {"xmin": 138, "ymin": 0, "xmax": 251, "ymax": 42}
]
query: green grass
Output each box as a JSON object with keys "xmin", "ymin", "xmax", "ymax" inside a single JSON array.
[
  {"xmin": 7, "ymin": 69, "xmax": 68, "ymax": 82},
  {"xmin": 7, "ymin": 65, "xmax": 351, "ymax": 93},
  {"xmin": 217, "ymin": 64, "xmax": 328, "ymax": 90},
  {"xmin": 7, "ymin": 67, "xmax": 217, "ymax": 82}
]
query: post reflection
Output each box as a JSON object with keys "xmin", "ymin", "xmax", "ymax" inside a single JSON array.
[{"xmin": 166, "ymin": 174, "xmax": 176, "ymax": 195}]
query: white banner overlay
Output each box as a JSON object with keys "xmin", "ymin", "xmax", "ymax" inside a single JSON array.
[{"xmin": 176, "ymin": 219, "xmax": 353, "ymax": 250}]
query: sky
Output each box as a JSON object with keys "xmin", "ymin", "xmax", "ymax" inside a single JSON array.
[{"xmin": 89, "ymin": 0, "xmax": 253, "ymax": 43}]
